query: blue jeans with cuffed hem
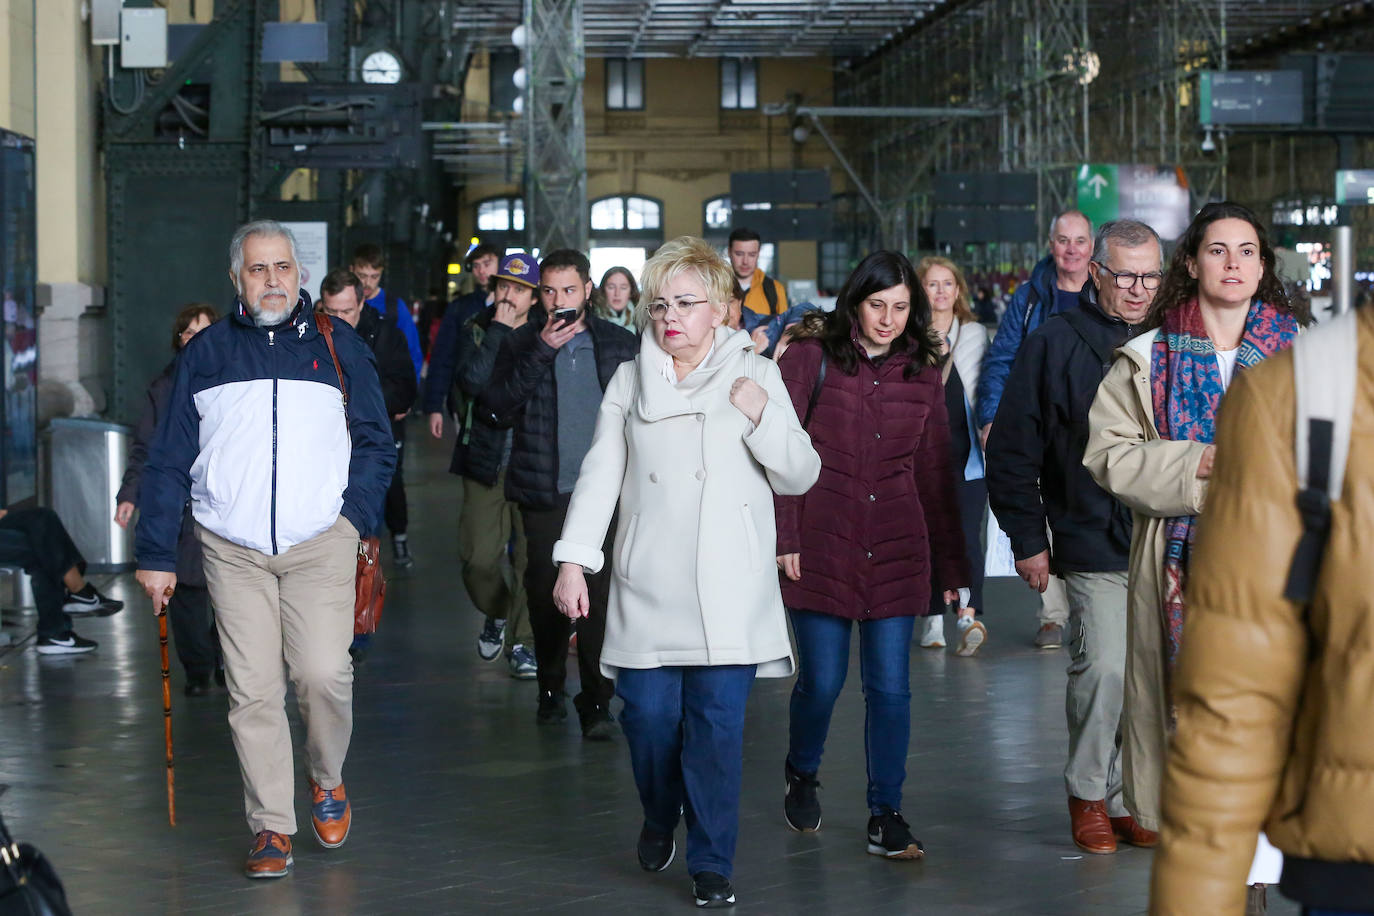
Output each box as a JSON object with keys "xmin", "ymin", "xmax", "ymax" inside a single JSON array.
[
  {"xmin": 616, "ymin": 664, "xmax": 756, "ymax": 879},
  {"xmin": 787, "ymin": 609, "xmax": 914, "ymax": 814}
]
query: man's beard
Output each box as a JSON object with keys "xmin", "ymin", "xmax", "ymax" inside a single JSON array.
[{"xmin": 246, "ymin": 290, "xmax": 294, "ymax": 327}]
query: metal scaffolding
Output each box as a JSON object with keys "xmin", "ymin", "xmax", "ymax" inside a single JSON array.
[
  {"xmin": 523, "ymin": 0, "xmax": 589, "ymax": 253},
  {"xmin": 831, "ymin": 0, "xmax": 1368, "ymax": 257}
]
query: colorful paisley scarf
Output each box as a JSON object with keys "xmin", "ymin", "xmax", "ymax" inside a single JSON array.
[{"xmin": 1150, "ymin": 298, "xmax": 1298, "ymax": 687}]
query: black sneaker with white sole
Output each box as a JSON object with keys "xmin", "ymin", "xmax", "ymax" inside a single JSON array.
[
  {"xmin": 783, "ymin": 760, "xmax": 822, "ymax": 832},
  {"xmin": 62, "ymin": 584, "xmax": 123, "ymax": 616},
  {"xmin": 637, "ymin": 825, "xmax": 675, "ymax": 872},
  {"xmin": 866, "ymin": 809, "xmax": 925, "ymax": 860},
  {"xmin": 36, "ymin": 632, "xmax": 98, "ymax": 655},
  {"xmin": 692, "ymin": 871, "xmax": 735, "ymax": 908}
]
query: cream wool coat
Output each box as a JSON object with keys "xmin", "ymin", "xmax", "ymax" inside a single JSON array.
[
  {"xmin": 1083, "ymin": 329, "xmax": 1210, "ymax": 833},
  {"xmin": 553, "ymin": 326, "xmax": 821, "ymax": 678}
]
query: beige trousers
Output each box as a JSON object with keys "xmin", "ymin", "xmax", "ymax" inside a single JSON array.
[{"xmin": 198, "ymin": 516, "xmax": 357, "ymax": 835}]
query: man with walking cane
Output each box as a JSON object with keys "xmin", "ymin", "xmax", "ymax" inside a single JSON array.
[{"xmin": 134, "ymin": 220, "xmax": 394, "ymax": 879}]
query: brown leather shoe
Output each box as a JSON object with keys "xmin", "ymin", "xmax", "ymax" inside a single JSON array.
[
  {"xmin": 1068, "ymin": 797, "xmax": 1117, "ymax": 854},
  {"xmin": 308, "ymin": 779, "xmax": 352, "ymax": 849},
  {"xmin": 243, "ymin": 830, "xmax": 292, "ymax": 879},
  {"xmin": 1110, "ymin": 814, "xmax": 1159, "ymax": 848}
]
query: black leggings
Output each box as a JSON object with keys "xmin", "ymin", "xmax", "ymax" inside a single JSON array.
[
  {"xmin": 0, "ymin": 508, "xmax": 85, "ymax": 639},
  {"xmin": 520, "ymin": 498, "xmax": 615, "ymax": 709}
]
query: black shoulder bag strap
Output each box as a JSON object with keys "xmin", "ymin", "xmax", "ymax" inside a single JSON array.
[
  {"xmin": 802, "ymin": 352, "xmax": 827, "ymax": 429},
  {"xmin": 763, "ymin": 276, "xmax": 779, "ymax": 314}
]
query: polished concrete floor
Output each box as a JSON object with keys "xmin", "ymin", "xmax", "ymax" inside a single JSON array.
[{"xmin": 0, "ymin": 420, "xmax": 1297, "ymax": 915}]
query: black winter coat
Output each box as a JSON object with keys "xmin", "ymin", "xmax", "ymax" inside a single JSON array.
[
  {"xmin": 355, "ymin": 304, "xmax": 418, "ymax": 418},
  {"xmin": 478, "ymin": 308, "xmax": 637, "ymax": 509},
  {"xmin": 449, "ymin": 306, "xmax": 516, "ymax": 485},
  {"xmin": 985, "ymin": 287, "xmax": 1137, "ymax": 574},
  {"xmin": 117, "ymin": 357, "xmax": 205, "ymax": 586}
]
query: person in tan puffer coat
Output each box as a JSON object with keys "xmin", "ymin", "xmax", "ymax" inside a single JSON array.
[{"xmin": 1148, "ymin": 303, "xmax": 1374, "ymax": 914}]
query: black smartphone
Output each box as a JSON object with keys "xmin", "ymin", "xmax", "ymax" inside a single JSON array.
[{"xmin": 551, "ymin": 307, "xmax": 579, "ymax": 328}]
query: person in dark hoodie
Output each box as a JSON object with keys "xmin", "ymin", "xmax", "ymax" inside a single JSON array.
[
  {"xmin": 116, "ymin": 303, "xmax": 222, "ymax": 692},
  {"xmin": 985, "ymin": 219, "xmax": 1162, "ymax": 857}
]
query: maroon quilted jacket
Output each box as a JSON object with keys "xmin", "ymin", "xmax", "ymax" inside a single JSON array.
[{"xmin": 775, "ymin": 335, "xmax": 969, "ymax": 620}]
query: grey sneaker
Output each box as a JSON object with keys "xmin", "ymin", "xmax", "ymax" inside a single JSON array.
[
  {"xmin": 508, "ymin": 644, "xmax": 537, "ymax": 679},
  {"xmin": 1034, "ymin": 623, "xmax": 1064, "ymax": 650},
  {"xmin": 477, "ymin": 618, "xmax": 506, "ymax": 661}
]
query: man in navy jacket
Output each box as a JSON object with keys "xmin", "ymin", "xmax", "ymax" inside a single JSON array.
[{"xmin": 135, "ymin": 220, "xmax": 394, "ymax": 881}]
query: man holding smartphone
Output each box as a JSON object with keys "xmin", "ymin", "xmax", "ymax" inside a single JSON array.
[{"xmin": 478, "ymin": 249, "xmax": 637, "ymax": 737}]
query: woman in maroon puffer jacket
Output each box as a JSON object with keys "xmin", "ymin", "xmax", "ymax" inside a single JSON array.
[{"xmin": 773, "ymin": 250, "xmax": 970, "ymax": 860}]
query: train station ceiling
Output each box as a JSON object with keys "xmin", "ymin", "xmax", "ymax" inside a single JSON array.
[{"xmin": 453, "ymin": 0, "xmax": 954, "ymax": 58}]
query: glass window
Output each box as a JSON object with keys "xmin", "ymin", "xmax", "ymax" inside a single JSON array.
[
  {"xmin": 476, "ymin": 198, "xmax": 523, "ymax": 232},
  {"xmin": 606, "ymin": 59, "xmax": 644, "ymax": 111},
  {"xmin": 591, "ymin": 196, "xmax": 660, "ymax": 233},
  {"xmin": 590, "ymin": 197, "xmax": 624, "ymax": 231},
  {"xmin": 626, "ymin": 196, "xmax": 660, "ymax": 230},
  {"xmin": 720, "ymin": 58, "xmax": 757, "ymax": 110}
]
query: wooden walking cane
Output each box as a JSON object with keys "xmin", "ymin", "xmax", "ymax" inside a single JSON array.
[{"xmin": 158, "ymin": 586, "xmax": 176, "ymax": 826}]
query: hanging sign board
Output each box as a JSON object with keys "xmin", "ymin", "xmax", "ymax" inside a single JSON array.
[{"xmin": 1076, "ymin": 164, "xmax": 1191, "ymax": 241}]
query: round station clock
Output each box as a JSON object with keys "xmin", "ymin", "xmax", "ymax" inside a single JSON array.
[{"xmin": 360, "ymin": 49, "xmax": 403, "ymax": 84}]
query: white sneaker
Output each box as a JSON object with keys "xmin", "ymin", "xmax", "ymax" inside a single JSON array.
[
  {"xmin": 919, "ymin": 615, "xmax": 945, "ymax": 649},
  {"xmin": 956, "ymin": 615, "xmax": 987, "ymax": 657}
]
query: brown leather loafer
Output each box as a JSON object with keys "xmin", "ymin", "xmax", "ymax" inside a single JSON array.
[
  {"xmin": 308, "ymin": 779, "xmax": 352, "ymax": 849},
  {"xmin": 1110, "ymin": 814, "xmax": 1159, "ymax": 848},
  {"xmin": 1068, "ymin": 797, "xmax": 1117, "ymax": 855}
]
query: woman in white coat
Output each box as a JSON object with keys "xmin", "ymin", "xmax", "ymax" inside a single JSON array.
[
  {"xmin": 551, "ymin": 236, "xmax": 820, "ymax": 909},
  {"xmin": 916, "ymin": 256, "xmax": 990, "ymax": 655}
]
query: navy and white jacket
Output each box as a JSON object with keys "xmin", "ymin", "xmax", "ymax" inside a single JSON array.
[{"xmin": 135, "ymin": 295, "xmax": 395, "ymax": 571}]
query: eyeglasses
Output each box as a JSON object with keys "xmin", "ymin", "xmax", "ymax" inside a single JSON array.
[
  {"xmin": 647, "ymin": 299, "xmax": 708, "ymax": 320},
  {"xmin": 1094, "ymin": 262, "xmax": 1163, "ymax": 291}
]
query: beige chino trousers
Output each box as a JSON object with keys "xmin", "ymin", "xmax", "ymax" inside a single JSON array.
[{"xmin": 198, "ymin": 516, "xmax": 357, "ymax": 835}]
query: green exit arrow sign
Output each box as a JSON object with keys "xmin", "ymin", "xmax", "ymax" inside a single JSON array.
[{"xmin": 1077, "ymin": 164, "xmax": 1119, "ymax": 227}]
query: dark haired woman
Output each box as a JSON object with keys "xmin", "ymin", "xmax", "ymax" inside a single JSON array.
[
  {"xmin": 773, "ymin": 250, "xmax": 969, "ymax": 858},
  {"xmin": 1085, "ymin": 202, "xmax": 1305, "ymax": 907},
  {"xmin": 116, "ymin": 303, "xmax": 224, "ymax": 694},
  {"xmin": 598, "ymin": 266, "xmax": 639, "ymax": 328}
]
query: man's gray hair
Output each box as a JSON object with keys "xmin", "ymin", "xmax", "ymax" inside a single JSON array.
[
  {"xmin": 229, "ymin": 219, "xmax": 299, "ymax": 281},
  {"xmin": 1092, "ymin": 219, "xmax": 1164, "ymax": 267}
]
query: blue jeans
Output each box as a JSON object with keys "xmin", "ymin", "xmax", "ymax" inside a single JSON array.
[
  {"xmin": 615, "ymin": 665, "xmax": 756, "ymax": 879},
  {"xmin": 787, "ymin": 609, "xmax": 914, "ymax": 814}
]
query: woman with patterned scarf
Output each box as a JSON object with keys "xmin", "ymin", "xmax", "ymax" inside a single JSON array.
[{"xmin": 1084, "ymin": 202, "xmax": 1307, "ymax": 916}]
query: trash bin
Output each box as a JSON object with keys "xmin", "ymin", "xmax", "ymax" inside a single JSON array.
[{"xmin": 41, "ymin": 418, "xmax": 134, "ymax": 573}]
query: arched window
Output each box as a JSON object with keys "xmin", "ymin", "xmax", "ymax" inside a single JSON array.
[
  {"xmin": 588, "ymin": 195, "xmax": 663, "ymax": 284},
  {"xmin": 590, "ymin": 195, "xmax": 661, "ymax": 233},
  {"xmin": 475, "ymin": 196, "xmax": 524, "ymax": 232}
]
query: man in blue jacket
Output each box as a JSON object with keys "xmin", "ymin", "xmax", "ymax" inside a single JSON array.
[
  {"xmin": 977, "ymin": 209, "xmax": 1092, "ymax": 650},
  {"xmin": 135, "ymin": 220, "xmax": 395, "ymax": 881}
]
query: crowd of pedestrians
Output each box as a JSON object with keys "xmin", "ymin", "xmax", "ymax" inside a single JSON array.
[{"xmin": 58, "ymin": 201, "xmax": 1355, "ymax": 914}]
